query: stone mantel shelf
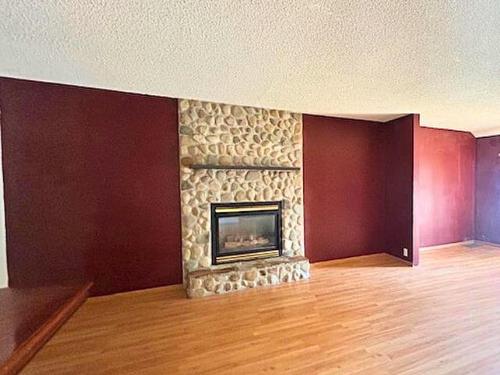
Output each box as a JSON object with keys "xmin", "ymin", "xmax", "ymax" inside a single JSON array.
[{"xmin": 190, "ymin": 164, "xmax": 301, "ymax": 171}]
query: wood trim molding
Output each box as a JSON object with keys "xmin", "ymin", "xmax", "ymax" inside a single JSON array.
[
  {"xmin": 420, "ymin": 240, "xmax": 475, "ymax": 252},
  {"xmin": 1, "ymin": 282, "xmax": 93, "ymax": 375},
  {"xmin": 473, "ymin": 240, "xmax": 500, "ymax": 248}
]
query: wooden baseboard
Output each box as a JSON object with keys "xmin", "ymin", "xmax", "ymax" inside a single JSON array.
[
  {"xmin": 419, "ymin": 240, "xmax": 475, "ymax": 252},
  {"xmin": 1, "ymin": 282, "xmax": 93, "ymax": 375},
  {"xmin": 473, "ymin": 240, "xmax": 500, "ymax": 248}
]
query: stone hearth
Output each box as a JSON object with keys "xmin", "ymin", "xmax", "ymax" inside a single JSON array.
[
  {"xmin": 178, "ymin": 99, "xmax": 309, "ymax": 297},
  {"xmin": 187, "ymin": 256, "xmax": 310, "ymax": 298}
]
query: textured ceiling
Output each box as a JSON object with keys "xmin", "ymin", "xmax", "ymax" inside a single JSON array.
[{"xmin": 1, "ymin": 1, "xmax": 499, "ymax": 136}]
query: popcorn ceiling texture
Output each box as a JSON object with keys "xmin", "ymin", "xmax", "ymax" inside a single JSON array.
[
  {"xmin": 1, "ymin": 1, "xmax": 499, "ymax": 136},
  {"xmin": 178, "ymin": 100, "xmax": 304, "ymax": 282}
]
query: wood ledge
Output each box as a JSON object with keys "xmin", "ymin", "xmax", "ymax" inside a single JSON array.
[
  {"xmin": 189, "ymin": 164, "xmax": 300, "ymax": 171},
  {"xmin": 1, "ymin": 282, "xmax": 93, "ymax": 375}
]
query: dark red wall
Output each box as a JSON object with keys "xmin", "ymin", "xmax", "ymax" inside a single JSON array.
[
  {"xmin": 383, "ymin": 115, "xmax": 415, "ymax": 263},
  {"xmin": 303, "ymin": 115, "xmax": 414, "ymax": 263},
  {"xmin": 0, "ymin": 78, "xmax": 182, "ymax": 295},
  {"xmin": 414, "ymin": 126, "xmax": 476, "ymax": 247},
  {"xmin": 476, "ymin": 136, "xmax": 500, "ymax": 244}
]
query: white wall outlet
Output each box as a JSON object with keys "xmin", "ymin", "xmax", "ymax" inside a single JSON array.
[{"xmin": 403, "ymin": 248, "xmax": 409, "ymax": 257}]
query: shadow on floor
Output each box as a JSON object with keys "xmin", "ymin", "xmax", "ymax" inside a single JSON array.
[{"xmin": 312, "ymin": 253, "xmax": 411, "ymax": 268}]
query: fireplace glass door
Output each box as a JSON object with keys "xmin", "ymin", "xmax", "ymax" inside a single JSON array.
[{"xmin": 211, "ymin": 202, "xmax": 282, "ymax": 264}]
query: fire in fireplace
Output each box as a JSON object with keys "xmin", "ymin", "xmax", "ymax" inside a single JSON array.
[{"xmin": 211, "ymin": 201, "xmax": 282, "ymax": 264}]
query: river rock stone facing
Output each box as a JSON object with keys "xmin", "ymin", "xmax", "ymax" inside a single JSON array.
[{"xmin": 178, "ymin": 99, "xmax": 306, "ymax": 296}]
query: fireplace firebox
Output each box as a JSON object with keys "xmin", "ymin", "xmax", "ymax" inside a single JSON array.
[{"xmin": 211, "ymin": 201, "xmax": 282, "ymax": 265}]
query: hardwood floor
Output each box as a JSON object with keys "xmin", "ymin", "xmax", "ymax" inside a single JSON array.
[{"xmin": 22, "ymin": 244, "xmax": 500, "ymax": 374}]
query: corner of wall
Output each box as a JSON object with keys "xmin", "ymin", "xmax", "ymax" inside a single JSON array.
[
  {"xmin": 412, "ymin": 113, "xmax": 421, "ymax": 266},
  {"xmin": 382, "ymin": 114, "xmax": 417, "ymax": 265},
  {"xmin": 0, "ymin": 104, "xmax": 8, "ymax": 288},
  {"xmin": 474, "ymin": 134, "xmax": 479, "ymax": 241}
]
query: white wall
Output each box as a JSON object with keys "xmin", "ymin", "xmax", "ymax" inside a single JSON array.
[{"xmin": 0, "ymin": 116, "xmax": 7, "ymax": 288}]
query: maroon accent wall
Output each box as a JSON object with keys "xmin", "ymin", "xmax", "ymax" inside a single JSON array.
[
  {"xmin": 476, "ymin": 136, "xmax": 500, "ymax": 244},
  {"xmin": 0, "ymin": 78, "xmax": 182, "ymax": 295},
  {"xmin": 414, "ymin": 126, "xmax": 476, "ymax": 247},
  {"xmin": 5, "ymin": 76, "xmax": 478, "ymax": 286},
  {"xmin": 303, "ymin": 115, "xmax": 414, "ymax": 263},
  {"xmin": 383, "ymin": 115, "xmax": 416, "ymax": 263}
]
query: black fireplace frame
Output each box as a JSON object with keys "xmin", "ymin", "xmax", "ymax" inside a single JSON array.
[{"xmin": 211, "ymin": 201, "xmax": 283, "ymax": 265}]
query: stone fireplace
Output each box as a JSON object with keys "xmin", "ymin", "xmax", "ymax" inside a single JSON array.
[{"xmin": 178, "ymin": 99, "xmax": 310, "ymax": 297}]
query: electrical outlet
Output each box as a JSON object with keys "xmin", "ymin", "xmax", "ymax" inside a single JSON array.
[{"xmin": 403, "ymin": 248, "xmax": 409, "ymax": 257}]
